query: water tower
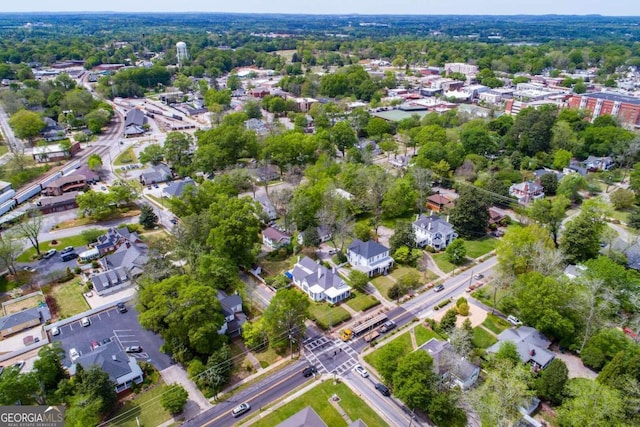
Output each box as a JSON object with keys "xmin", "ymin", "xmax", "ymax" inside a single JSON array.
[{"xmin": 176, "ymin": 41, "xmax": 188, "ymax": 66}]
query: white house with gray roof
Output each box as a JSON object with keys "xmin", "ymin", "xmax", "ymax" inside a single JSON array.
[
  {"xmin": 289, "ymin": 256, "xmax": 351, "ymax": 303},
  {"xmin": 412, "ymin": 214, "xmax": 458, "ymax": 250},
  {"xmin": 347, "ymin": 239, "xmax": 394, "ymax": 277},
  {"xmin": 487, "ymin": 326, "xmax": 555, "ymax": 370}
]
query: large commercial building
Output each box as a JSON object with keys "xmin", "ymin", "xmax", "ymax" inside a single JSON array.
[{"xmin": 568, "ymin": 92, "xmax": 640, "ymax": 128}]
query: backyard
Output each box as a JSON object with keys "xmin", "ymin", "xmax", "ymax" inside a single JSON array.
[
  {"xmin": 251, "ymin": 380, "xmax": 389, "ymax": 427},
  {"xmin": 414, "ymin": 324, "xmax": 444, "ymax": 347},
  {"xmin": 472, "ymin": 326, "xmax": 498, "ymax": 349},
  {"xmin": 370, "ymin": 275, "xmax": 394, "ymax": 299},
  {"xmin": 2, "ymin": 292, "xmax": 45, "ymax": 315},
  {"xmin": 46, "ymin": 279, "xmax": 90, "ymax": 319},
  {"xmin": 481, "ymin": 313, "xmax": 511, "ymax": 334}
]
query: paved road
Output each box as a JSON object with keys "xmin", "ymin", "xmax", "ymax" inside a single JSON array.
[{"xmin": 0, "ymin": 102, "xmax": 22, "ymax": 156}]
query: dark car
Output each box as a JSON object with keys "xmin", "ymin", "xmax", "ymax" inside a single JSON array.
[
  {"xmin": 101, "ymin": 337, "xmax": 112, "ymax": 345},
  {"xmin": 302, "ymin": 366, "xmax": 318, "ymax": 377},
  {"xmin": 117, "ymin": 302, "xmax": 127, "ymax": 313},
  {"xmin": 434, "ymin": 284, "xmax": 445, "ymax": 292},
  {"xmin": 375, "ymin": 383, "xmax": 391, "ymax": 397},
  {"xmin": 379, "ymin": 321, "xmax": 396, "ymax": 333}
]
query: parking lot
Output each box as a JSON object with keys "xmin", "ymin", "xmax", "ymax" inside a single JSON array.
[{"xmin": 51, "ymin": 303, "xmax": 172, "ymax": 370}]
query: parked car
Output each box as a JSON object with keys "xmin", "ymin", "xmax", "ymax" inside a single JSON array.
[
  {"xmin": 327, "ymin": 248, "xmax": 338, "ymax": 255},
  {"xmin": 69, "ymin": 348, "xmax": 80, "ymax": 362},
  {"xmin": 13, "ymin": 361, "xmax": 25, "ymax": 372},
  {"xmin": 302, "ymin": 366, "xmax": 318, "ymax": 377},
  {"xmin": 117, "ymin": 302, "xmax": 127, "ymax": 313},
  {"xmin": 507, "ymin": 315, "xmax": 522, "ymax": 326},
  {"xmin": 61, "ymin": 246, "xmax": 74, "ymax": 254},
  {"xmin": 354, "ymin": 365, "xmax": 369, "ymax": 378},
  {"xmin": 23, "ymin": 266, "xmax": 36, "ymax": 273},
  {"xmin": 434, "ymin": 284, "xmax": 445, "ymax": 292},
  {"xmin": 379, "ymin": 321, "xmax": 396, "ymax": 333},
  {"xmin": 125, "ymin": 346, "xmax": 143, "ymax": 353},
  {"xmin": 43, "ymin": 249, "xmax": 57, "ymax": 259},
  {"xmin": 51, "ymin": 326, "xmax": 60, "ymax": 336},
  {"xmin": 91, "ymin": 341, "xmax": 101, "ymax": 350},
  {"xmin": 231, "ymin": 402, "xmax": 251, "ymax": 418},
  {"xmin": 80, "ymin": 317, "xmax": 91, "ymax": 327},
  {"xmin": 61, "ymin": 252, "xmax": 78, "ymax": 262},
  {"xmin": 473, "ymin": 274, "xmax": 484, "ymax": 280},
  {"xmin": 101, "ymin": 337, "xmax": 111, "ymax": 345},
  {"xmin": 375, "ymin": 383, "xmax": 391, "ymax": 396}
]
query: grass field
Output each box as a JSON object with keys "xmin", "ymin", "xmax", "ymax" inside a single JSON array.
[
  {"xmin": 17, "ymin": 235, "xmax": 89, "ymax": 262},
  {"xmin": 48, "ymin": 279, "xmax": 90, "ymax": 319},
  {"xmin": 309, "ymin": 304, "xmax": 351, "ymax": 330},
  {"xmin": 345, "ymin": 291, "xmax": 380, "ymax": 312},
  {"xmin": 364, "ymin": 331, "xmax": 413, "ymax": 372},
  {"xmin": 481, "ymin": 314, "xmax": 511, "ymax": 335},
  {"xmin": 432, "ymin": 253, "xmax": 459, "ymax": 273},
  {"xmin": 114, "ymin": 147, "xmax": 138, "ymax": 166},
  {"xmin": 251, "ymin": 380, "xmax": 389, "ymax": 427},
  {"xmin": 472, "ymin": 326, "xmax": 498, "ymax": 349},
  {"xmin": 0, "ymin": 274, "xmax": 28, "ymax": 294},
  {"xmin": 464, "ymin": 237, "xmax": 498, "ymax": 259},
  {"xmin": 414, "ymin": 324, "xmax": 443, "ymax": 347},
  {"xmin": 370, "ymin": 275, "xmax": 394, "ymax": 298},
  {"xmin": 107, "ymin": 382, "xmax": 172, "ymax": 427}
]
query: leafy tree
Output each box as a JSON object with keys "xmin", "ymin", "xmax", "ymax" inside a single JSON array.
[
  {"xmin": 560, "ymin": 208, "xmax": 606, "ymax": 264},
  {"xmin": 581, "ymin": 328, "xmax": 630, "ymax": 370},
  {"xmin": 440, "ymin": 309, "xmax": 458, "ymax": 332},
  {"xmin": 494, "ymin": 341, "xmax": 522, "ymax": 366},
  {"xmin": 610, "ymin": 188, "xmax": 635, "ymax": 210},
  {"xmin": 204, "ymin": 88, "xmax": 232, "ymax": 109},
  {"xmin": 460, "ymin": 127, "xmax": 496, "ymax": 155},
  {"xmin": 527, "ymin": 195, "xmax": 570, "ymax": 247},
  {"xmin": 393, "ymin": 351, "xmax": 437, "ymax": 411},
  {"xmin": 428, "ymin": 389, "xmax": 467, "ymax": 427},
  {"xmin": 84, "ymin": 108, "xmax": 111, "ymax": 134},
  {"xmin": 75, "ymin": 365, "xmax": 117, "ymax": 416},
  {"xmin": 557, "ymin": 173, "xmax": 587, "ymax": 203},
  {"xmin": 496, "ymin": 224, "xmax": 558, "ymax": 279},
  {"xmin": 243, "ymin": 100, "xmax": 262, "ymax": 119},
  {"xmin": 382, "ymin": 176, "xmax": 416, "ymax": 219},
  {"xmin": 0, "ymin": 232, "xmax": 22, "ymax": 275},
  {"xmin": 629, "ymin": 206, "xmax": 640, "ymax": 229},
  {"xmin": 198, "ymin": 344, "xmax": 233, "ymax": 398},
  {"xmin": 80, "ymin": 228, "xmax": 104, "ymax": 245},
  {"xmin": 331, "ymin": 121, "xmax": 357, "ymax": 156},
  {"xmin": 139, "ymin": 144, "xmax": 164, "ymax": 165},
  {"xmin": 301, "ymin": 226, "xmax": 320, "ymax": 247},
  {"xmin": 507, "ymin": 105, "xmax": 557, "ymax": 156},
  {"xmin": 348, "ymin": 270, "xmax": 369, "ymax": 292},
  {"xmin": 553, "ymin": 149, "xmax": 573, "ymax": 170},
  {"xmin": 446, "ymin": 239, "xmax": 466, "ymax": 265},
  {"xmin": 539, "ymin": 173, "xmax": 559, "ymax": 196},
  {"xmin": 536, "ymin": 358, "xmax": 569, "ymax": 405},
  {"xmin": 0, "ymin": 368, "xmax": 40, "ymax": 405},
  {"xmin": 161, "ymin": 384, "xmax": 189, "ymax": 415},
  {"xmin": 33, "ymin": 343, "xmax": 68, "ymax": 395},
  {"xmin": 108, "ymin": 185, "xmax": 135, "ymax": 206},
  {"xmin": 139, "ymin": 205, "xmax": 159, "ymax": 229},
  {"xmin": 196, "ymin": 123, "xmax": 257, "ymax": 171},
  {"xmin": 375, "ymin": 339, "xmax": 407, "ymax": 385},
  {"xmin": 9, "ymin": 109, "xmax": 45, "ymax": 143},
  {"xmin": 557, "ymin": 379, "xmax": 625, "ymax": 427},
  {"xmin": 263, "ymin": 288, "xmax": 309, "ymax": 352},
  {"xmin": 242, "ymin": 318, "xmax": 269, "ymax": 351},
  {"xmin": 15, "ymin": 209, "xmax": 44, "ymax": 255},
  {"xmin": 164, "ymin": 132, "xmax": 194, "ymax": 172},
  {"xmin": 87, "ymin": 153, "xmax": 103, "ymax": 171},
  {"xmin": 448, "ymin": 185, "xmax": 489, "ymax": 239}
]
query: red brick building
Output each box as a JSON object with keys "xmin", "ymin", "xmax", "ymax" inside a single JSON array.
[{"xmin": 568, "ymin": 92, "xmax": 640, "ymax": 129}]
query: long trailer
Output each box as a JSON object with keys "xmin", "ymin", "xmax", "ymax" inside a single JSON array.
[
  {"xmin": 0, "ymin": 199, "xmax": 17, "ymax": 216},
  {"xmin": 14, "ymin": 185, "xmax": 42, "ymax": 204},
  {"xmin": 352, "ymin": 313, "xmax": 388, "ymax": 337},
  {"xmin": 0, "ymin": 189, "xmax": 16, "ymax": 205}
]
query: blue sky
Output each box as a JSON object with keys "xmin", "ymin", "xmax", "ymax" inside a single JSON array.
[{"xmin": 5, "ymin": 1, "xmax": 640, "ymax": 16}]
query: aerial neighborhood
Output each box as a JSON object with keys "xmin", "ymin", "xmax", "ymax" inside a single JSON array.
[{"xmin": 2, "ymin": 9, "xmax": 640, "ymax": 427}]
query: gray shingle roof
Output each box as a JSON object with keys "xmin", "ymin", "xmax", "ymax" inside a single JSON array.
[
  {"xmin": 73, "ymin": 342, "xmax": 133, "ymax": 381},
  {"xmin": 163, "ymin": 178, "xmax": 195, "ymax": 198},
  {"xmin": 348, "ymin": 239, "xmax": 389, "ymax": 259},
  {"xmin": 0, "ymin": 306, "xmax": 42, "ymax": 332},
  {"xmin": 413, "ymin": 214, "xmax": 455, "ymax": 235},
  {"xmin": 276, "ymin": 406, "xmax": 327, "ymax": 427}
]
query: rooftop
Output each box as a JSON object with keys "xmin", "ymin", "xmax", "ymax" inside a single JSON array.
[{"xmin": 581, "ymin": 91, "xmax": 640, "ymax": 105}]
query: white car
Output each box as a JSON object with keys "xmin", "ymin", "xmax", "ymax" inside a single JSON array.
[
  {"xmin": 51, "ymin": 326, "xmax": 60, "ymax": 336},
  {"xmin": 43, "ymin": 249, "xmax": 57, "ymax": 259},
  {"xmin": 354, "ymin": 364, "xmax": 369, "ymax": 378},
  {"xmin": 69, "ymin": 348, "xmax": 80, "ymax": 362},
  {"xmin": 80, "ymin": 317, "xmax": 91, "ymax": 327},
  {"xmin": 507, "ymin": 315, "xmax": 522, "ymax": 326},
  {"xmin": 231, "ymin": 402, "xmax": 251, "ymax": 418}
]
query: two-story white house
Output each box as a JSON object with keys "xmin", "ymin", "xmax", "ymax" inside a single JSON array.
[
  {"xmin": 217, "ymin": 291, "xmax": 245, "ymax": 336},
  {"xmin": 412, "ymin": 214, "xmax": 458, "ymax": 251},
  {"xmin": 289, "ymin": 256, "xmax": 351, "ymax": 303},
  {"xmin": 263, "ymin": 227, "xmax": 291, "ymax": 250},
  {"xmin": 347, "ymin": 239, "xmax": 394, "ymax": 277}
]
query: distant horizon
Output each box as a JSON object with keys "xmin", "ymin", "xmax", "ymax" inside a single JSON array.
[{"xmin": 3, "ymin": 1, "xmax": 640, "ymax": 17}]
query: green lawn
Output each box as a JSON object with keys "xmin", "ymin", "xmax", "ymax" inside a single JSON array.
[
  {"xmin": 481, "ymin": 314, "xmax": 511, "ymax": 335},
  {"xmin": 48, "ymin": 279, "xmax": 90, "ymax": 319},
  {"xmin": 472, "ymin": 326, "xmax": 498, "ymax": 349},
  {"xmin": 464, "ymin": 237, "xmax": 498, "ymax": 259},
  {"xmin": 252, "ymin": 346, "xmax": 282, "ymax": 369},
  {"xmin": 309, "ymin": 304, "xmax": 351, "ymax": 330},
  {"xmin": 364, "ymin": 331, "xmax": 413, "ymax": 371},
  {"xmin": 17, "ymin": 235, "xmax": 90, "ymax": 262},
  {"xmin": 0, "ymin": 274, "xmax": 26, "ymax": 293},
  {"xmin": 370, "ymin": 275, "xmax": 395, "ymax": 298},
  {"xmin": 261, "ymin": 255, "xmax": 297, "ymax": 277},
  {"xmin": 609, "ymin": 209, "xmax": 631, "ymax": 225},
  {"xmin": 0, "ymin": 145, "xmax": 8, "ymax": 156},
  {"xmin": 251, "ymin": 380, "xmax": 389, "ymax": 427},
  {"xmin": 414, "ymin": 324, "xmax": 443, "ymax": 347},
  {"xmin": 107, "ymin": 383, "xmax": 172, "ymax": 427},
  {"xmin": 345, "ymin": 291, "xmax": 380, "ymax": 312},
  {"xmin": 114, "ymin": 147, "xmax": 137, "ymax": 166},
  {"xmin": 432, "ymin": 253, "xmax": 457, "ymax": 273}
]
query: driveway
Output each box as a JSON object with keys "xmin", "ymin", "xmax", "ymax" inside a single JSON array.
[
  {"xmin": 160, "ymin": 364, "xmax": 212, "ymax": 419},
  {"xmin": 51, "ymin": 303, "xmax": 172, "ymax": 370},
  {"xmin": 554, "ymin": 351, "xmax": 597, "ymax": 379}
]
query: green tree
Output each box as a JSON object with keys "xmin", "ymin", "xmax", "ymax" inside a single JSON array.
[
  {"xmin": 348, "ymin": 270, "xmax": 369, "ymax": 292},
  {"xmin": 15, "ymin": 209, "xmax": 44, "ymax": 255},
  {"xmin": 527, "ymin": 195, "xmax": 570, "ymax": 247},
  {"xmin": 331, "ymin": 121, "xmax": 357, "ymax": 156},
  {"xmin": 375, "ymin": 339, "xmax": 406, "ymax": 385},
  {"xmin": 557, "ymin": 379, "xmax": 625, "ymax": 427},
  {"xmin": 139, "ymin": 144, "xmax": 164, "ymax": 165},
  {"xmin": 610, "ymin": 188, "xmax": 635, "ymax": 210},
  {"xmin": 242, "ymin": 318, "xmax": 269, "ymax": 351},
  {"xmin": 263, "ymin": 288, "xmax": 309, "ymax": 352},
  {"xmin": 0, "ymin": 368, "xmax": 40, "ymax": 405},
  {"xmin": 0, "ymin": 232, "xmax": 22, "ymax": 275},
  {"xmin": 540, "ymin": 173, "xmax": 559, "ymax": 196},
  {"xmin": 553, "ymin": 149, "xmax": 573, "ymax": 170},
  {"xmin": 393, "ymin": 351, "xmax": 437, "ymax": 411},
  {"xmin": 382, "ymin": 176, "xmax": 416, "ymax": 219},
  {"xmin": 446, "ymin": 239, "xmax": 466, "ymax": 265},
  {"xmin": 389, "ymin": 221, "xmax": 416, "ymax": 253},
  {"xmin": 33, "ymin": 343, "xmax": 68, "ymax": 395},
  {"xmin": 440, "ymin": 308, "xmax": 458, "ymax": 332},
  {"xmin": 84, "ymin": 108, "xmax": 111, "ymax": 134},
  {"xmin": 560, "ymin": 210, "xmax": 606, "ymax": 264},
  {"xmin": 494, "ymin": 341, "xmax": 522, "ymax": 365},
  {"xmin": 536, "ymin": 358, "xmax": 569, "ymax": 405},
  {"xmin": 508, "ymin": 105, "xmax": 557, "ymax": 156},
  {"xmin": 161, "ymin": 384, "xmax": 189, "ymax": 415},
  {"xmin": 87, "ymin": 153, "xmax": 103, "ymax": 171},
  {"xmin": 9, "ymin": 109, "xmax": 45, "ymax": 143},
  {"xmin": 75, "ymin": 365, "xmax": 117, "ymax": 416},
  {"xmin": 164, "ymin": 132, "xmax": 194, "ymax": 172},
  {"xmin": 139, "ymin": 204, "xmax": 159, "ymax": 229},
  {"xmin": 448, "ymin": 185, "xmax": 489, "ymax": 239},
  {"xmin": 557, "ymin": 173, "xmax": 587, "ymax": 203}
]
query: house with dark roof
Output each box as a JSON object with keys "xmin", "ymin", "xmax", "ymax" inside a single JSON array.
[
  {"xmin": 43, "ymin": 174, "xmax": 88, "ymax": 196},
  {"xmin": 347, "ymin": 239, "xmax": 394, "ymax": 277},
  {"xmin": 91, "ymin": 267, "xmax": 130, "ymax": 296},
  {"xmin": 245, "ymin": 118, "xmax": 269, "ymax": 135},
  {"xmin": 509, "ymin": 181, "xmax": 544, "ymax": 205},
  {"xmin": 298, "ymin": 225, "xmax": 332, "ymax": 245},
  {"xmin": 217, "ymin": 291, "xmax": 246, "ymax": 336},
  {"xmin": 356, "ymin": 140, "xmax": 381, "ymax": 156},
  {"xmin": 37, "ymin": 191, "xmax": 79, "ymax": 214},
  {"xmin": 69, "ymin": 342, "xmax": 143, "ymax": 393},
  {"xmin": 0, "ymin": 305, "xmax": 51, "ymax": 339},
  {"xmin": 420, "ymin": 338, "xmax": 479, "ymax": 390},
  {"xmin": 583, "ymin": 156, "xmax": 614, "ymax": 172},
  {"xmin": 276, "ymin": 406, "xmax": 327, "ymax": 427},
  {"xmin": 42, "ymin": 117, "xmax": 66, "ymax": 141},
  {"xmin": 123, "ymin": 109, "xmax": 146, "ymax": 137},
  {"xmin": 487, "ymin": 326, "xmax": 555, "ymax": 370},
  {"xmin": 413, "ymin": 214, "xmax": 458, "ymax": 250},
  {"xmin": 533, "ymin": 168, "xmax": 564, "ymax": 184},
  {"xmin": 162, "ymin": 177, "xmax": 195, "ymax": 198},
  {"xmin": 139, "ymin": 163, "xmax": 173, "ymax": 185},
  {"xmin": 289, "ymin": 256, "xmax": 351, "ymax": 303},
  {"xmin": 250, "ymin": 166, "xmax": 279, "ymax": 183},
  {"xmin": 263, "ymin": 227, "xmax": 291, "ymax": 250},
  {"xmin": 255, "ymin": 194, "xmax": 277, "ymax": 221}
]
